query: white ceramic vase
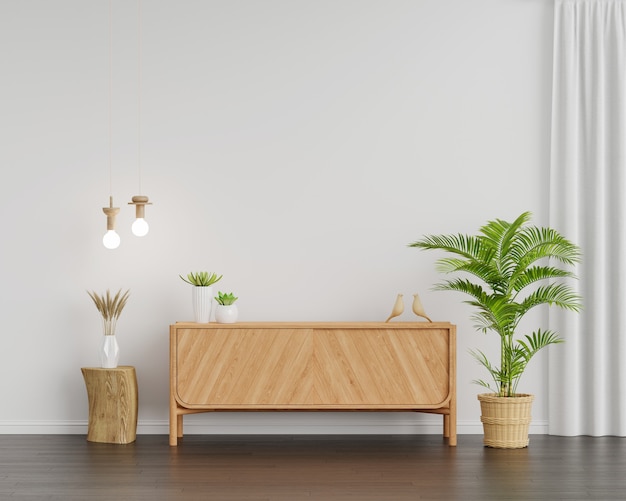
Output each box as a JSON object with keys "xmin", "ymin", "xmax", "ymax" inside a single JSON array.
[
  {"xmin": 100, "ymin": 335, "xmax": 120, "ymax": 368},
  {"xmin": 192, "ymin": 286, "xmax": 213, "ymax": 323},
  {"xmin": 215, "ymin": 304, "xmax": 238, "ymax": 324}
]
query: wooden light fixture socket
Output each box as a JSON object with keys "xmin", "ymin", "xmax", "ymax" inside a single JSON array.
[
  {"xmin": 128, "ymin": 195, "xmax": 151, "ymax": 218},
  {"xmin": 103, "ymin": 196, "xmax": 120, "ymax": 230}
]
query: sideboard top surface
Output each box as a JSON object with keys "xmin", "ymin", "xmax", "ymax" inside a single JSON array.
[{"xmin": 172, "ymin": 321, "xmax": 454, "ymax": 330}]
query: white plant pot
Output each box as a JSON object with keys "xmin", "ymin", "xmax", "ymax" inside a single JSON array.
[
  {"xmin": 215, "ymin": 304, "xmax": 238, "ymax": 324},
  {"xmin": 192, "ymin": 286, "xmax": 213, "ymax": 323},
  {"xmin": 100, "ymin": 335, "xmax": 120, "ymax": 368}
]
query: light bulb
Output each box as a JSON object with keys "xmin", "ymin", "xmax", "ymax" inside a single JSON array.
[
  {"xmin": 129, "ymin": 195, "xmax": 152, "ymax": 237},
  {"xmin": 103, "ymin": 230, "xmax": 120, "ymax": 249},
  {"xmin": 132, "ymin": 217, "xmax": 149, "ymax": 237}
]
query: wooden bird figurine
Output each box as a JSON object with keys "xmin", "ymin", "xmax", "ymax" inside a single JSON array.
[
  {"xmin": 412, "ymin": 293, "xmax": 433, "ymax": 322},
  {"xmin": 385, "ymin": 293, "xmax": 404, "ymax": 322}
]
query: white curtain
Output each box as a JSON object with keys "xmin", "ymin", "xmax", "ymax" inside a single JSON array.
[{"xmin": 549, "ymin": 0, "xmax": 626, "ymax": 436}]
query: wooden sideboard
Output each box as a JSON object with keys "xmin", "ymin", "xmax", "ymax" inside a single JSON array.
[{"xmin": 169, "ymin": 322, "xmax": 456, "ymax": 446}]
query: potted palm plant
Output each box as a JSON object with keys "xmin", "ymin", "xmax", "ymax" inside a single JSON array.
[
  {"xmin": 180, "ymin": 271, "xmax": 222, "ymax": 323},
  {"xmin": 409, "ymin": 212, "xmax": 581, "ymax": 448}
]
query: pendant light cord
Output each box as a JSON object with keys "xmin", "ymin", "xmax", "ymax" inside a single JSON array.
[
  {"xmin": 109, "ymin": 0, "xmax": 113, "ymax": 198},
  {"xmin": 137, "ymin": 0, "xmax": 142, "ymax": 195}
]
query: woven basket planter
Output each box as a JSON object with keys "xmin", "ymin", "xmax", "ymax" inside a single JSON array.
[{"xmin": 478, "ymin": 393, "xmax": 534, "ymax": 449}]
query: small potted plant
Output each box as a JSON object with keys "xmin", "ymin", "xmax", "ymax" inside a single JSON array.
[
  {"xmin": 409, "ymin": 212, "xmax": 581, "ymax": 448},
  {"xmin": 214, "ymin": 291, "xmax": 238, "ymax": 324},
  {"xmin": 180, "ymin": 271, "xmax": 222, "ymax": 323}
]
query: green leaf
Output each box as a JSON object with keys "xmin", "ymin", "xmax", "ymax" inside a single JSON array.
[
  {"xmin": 215, "ymin": 291, "xmax": 238, "ymax": 305},
  {"xmin": 180, "ymin": 271, "xmax": 223, "ymax": 286}
]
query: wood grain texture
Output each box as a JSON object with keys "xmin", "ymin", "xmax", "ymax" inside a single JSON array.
[
  {"xmin": 2, "ymin": 435, "xmax": 625, "ymax": 500},
  {"xmin": 312, "ymin": 328, "xmax": 449, "ymax": 406},
  {"xmin": 81, "ymin": 366, "xmax": 138, "ymax": 444},
  {"xmin": 170, "ymin": 322, "xmax": 456, "ymax": 446},
  {"xmin": 176, "ymin": 328, "xmax": 313, "ymax": 406}
]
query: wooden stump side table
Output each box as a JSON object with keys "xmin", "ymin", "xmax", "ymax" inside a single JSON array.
[{"xmin": 81, "ymin": 366, "xmax": 138, "ymax": 444}]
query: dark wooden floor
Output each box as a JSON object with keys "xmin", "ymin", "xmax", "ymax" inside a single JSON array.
[{"xmin": 0, "ymin": 434, "xmax": 624, "ymax": 500}]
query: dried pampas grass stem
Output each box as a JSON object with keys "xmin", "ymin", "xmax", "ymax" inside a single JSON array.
[{"xmin": 87, "ymin": 289, "xmax": 130, "ymax": 335}]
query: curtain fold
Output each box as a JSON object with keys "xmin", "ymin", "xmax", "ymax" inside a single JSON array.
[{"xmin": 549, "ymin": 0, "xmax": 626, "ymax": 436}]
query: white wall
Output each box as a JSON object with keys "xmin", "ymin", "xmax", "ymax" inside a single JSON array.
[{"xmin": 0, "ymin": 0, "xmax": 555, "ymax": 435}]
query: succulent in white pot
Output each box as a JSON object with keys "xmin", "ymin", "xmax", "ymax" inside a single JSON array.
[{"xmin": 214, "ymin": 291, "xmax": 238, "ymax": 324}]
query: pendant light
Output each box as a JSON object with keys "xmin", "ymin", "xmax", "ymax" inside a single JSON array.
[
  {"xmin": 102, "ymin": 0, "xmax": 120, "ymax": 250},
  {"xmin": 129, "ymin": 0, "xmax": 152, "ymax": 237},
  {"xmin": 103, "ymin": 197, "xmax": 121, "ymax": 249}
]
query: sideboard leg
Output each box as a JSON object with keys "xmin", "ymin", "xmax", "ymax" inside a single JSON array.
[
  {"xmin": 177, "ymin": 414, "xmax": 184, "ymax": 438},
  {"xmin": 169, "ymin": 405, "xmax": 178, "ymax": 446},
  {"xmin": 448, "ymin": 428, "xmax": 457, "ymax": 445},
  {"xmin": 448, "ymin": 406, "xmax": 457, "ymax": 446}
]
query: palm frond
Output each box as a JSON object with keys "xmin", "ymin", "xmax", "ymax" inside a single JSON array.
[
  {"xmin": 435, "ymin": 259, "xmax": 503, "ymax": 289},
  {"xmin": 433, "ymin": 277, "xmax": 488, "ymax": 299},
  {"xmin": 515, "ymin": 226, "xmax": 581, "ymax": 266},
  {"xmin": 511, "ymin": 265, "xmax": 577, "ymax": 293},
  {"xmin": 480, "ymin": 212, "xmax": 530, "ymax": 272},
  {"xmin": 470, "ymin": 349, "xmax": 502, "ymax": 392},
  {"xmin": 515, "ymin": 329, "xmax": 564, "ymax": 361},
  {"xmin": 518, "ymin": 283, "xmax": 582, "ymax": 315},
  {"xmin": 409, "ymin": 234, "xmax": 485, "ymax": 261},
  {"xmin": 472, "ymin": 378, "xmax": 497, "ymax": 392}
]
